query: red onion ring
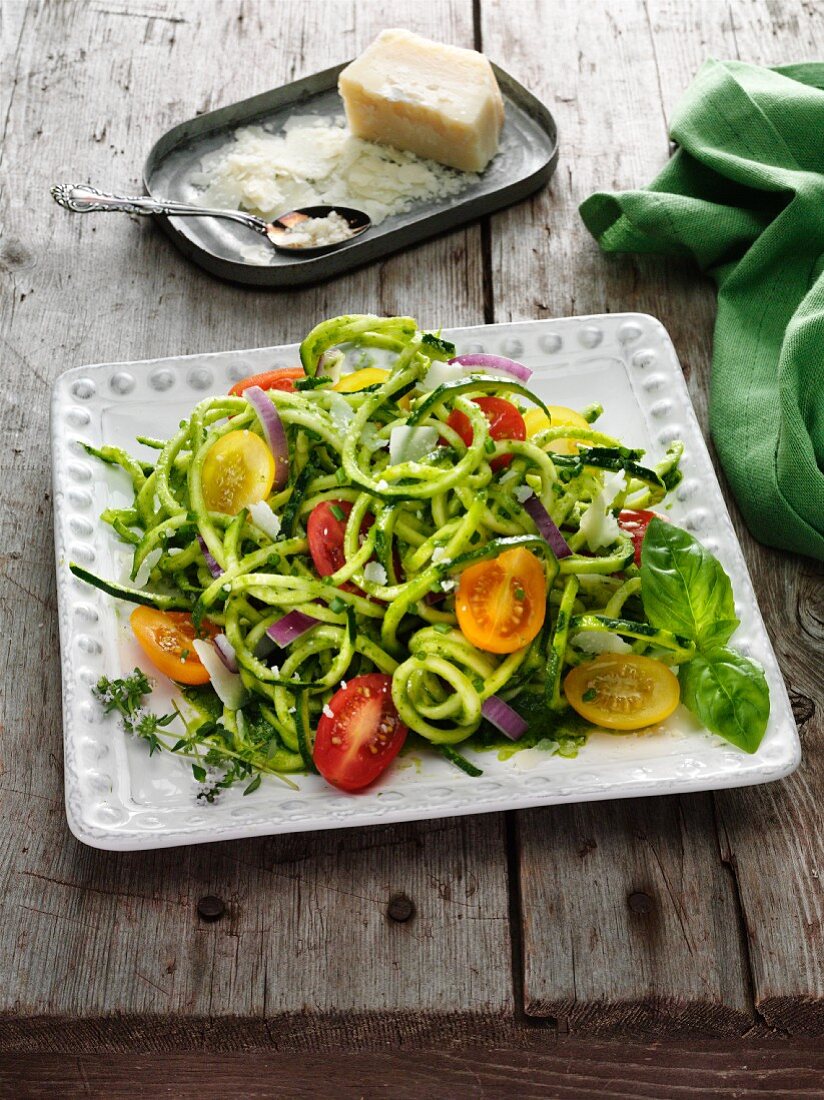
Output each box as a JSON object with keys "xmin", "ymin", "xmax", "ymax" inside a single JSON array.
[
  {"xmin": 245, "ymin": 385, "xmax": 289, "ymax": 490},
  {"xmin": 481, "ymin": 695, "xmax": 528, "ymax": 741},
  {"xmin": 524, "ymin": 497, "xmax": 573, "ymax": 559},
  {"xmin": 214, "ymin": 633, "xmax": 239, "ymax": 673},
  {"xmin": 196, "ymin": 534, "xmax": 223, "ymax": 578},
  {"xmin": 448, "ymin": 353, "xmax": 533, "ymax": 383},
  {"xmin": 266, "ymin": 610, "xmax": 321, "ymax": 648}
]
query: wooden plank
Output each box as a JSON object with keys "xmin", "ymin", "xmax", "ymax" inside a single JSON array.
[
  {"xmin": 3, "ymin": 1040, "xmax": 824, "ymax": 1099},
  {"xmin": 644, "ymin": 0, "xmax": 824, "ymax": 1036},
  {"xmin": 0, "ymin": 0, "xmax": 28, "ymax": 128},
  {"xmin": 481, "ymin": 0, "xmax": 755, "ymax": 1034},
  {"xmin": 0, "ymin": 0, "xmax": 511, "ymax": 1048}
]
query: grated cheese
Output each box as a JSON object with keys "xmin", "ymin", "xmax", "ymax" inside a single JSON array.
[
  {"xmin": 192, "ymin": 116, "xmax": 478, "ymax": 233},
  {"xmin": 274, "ymin": 210, "xmax": 355, "ymax": 249}
]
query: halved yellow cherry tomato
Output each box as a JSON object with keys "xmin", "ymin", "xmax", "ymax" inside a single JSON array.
[
  {"xmin": 130, "ymin": 607, "xmax": 218, "ymax": 685},
  {"xmin": 201, "ymin": 429, "xmax": 274, "ymax": 515},
  {"xmin": 333, "ymin": 367, "xmax": 390, "ymax": 393},
  {"xmin": 564, "ymin": 653, "xmax": 680, "ymax": 730},
  {"xmin": 455, "ymin": 547, "xmax": 546, "ymax": 654},
  {"xmin": 524, "ymin": 405, "xmax": 590, "ymax": 455}
]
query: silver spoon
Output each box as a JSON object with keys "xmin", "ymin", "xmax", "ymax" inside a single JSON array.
[{"xmin": 50, "ymin": 184, "xmax": 372, "ymax": 257}]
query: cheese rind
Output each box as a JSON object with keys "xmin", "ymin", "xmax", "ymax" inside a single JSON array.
[{"xmin": 339, "ymin": 29, "xmax": 505, "ymax": 174}]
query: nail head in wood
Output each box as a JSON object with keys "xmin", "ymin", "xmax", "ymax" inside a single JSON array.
[
  {"xmin": 387, "ymin": 894, "xmax": 415, "ymax": 923},
  {"xmin": 628, "ymin": 891, "xmax": 654, "ymax": 915},
  {"xmin": 197, "ymin": 895, "xmax": 225, "ymax": 921}
]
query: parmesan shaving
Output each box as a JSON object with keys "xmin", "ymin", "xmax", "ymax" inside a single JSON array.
[{"xmin": 192, "ymin": 116, "xmax": 478, "ymax": 236}]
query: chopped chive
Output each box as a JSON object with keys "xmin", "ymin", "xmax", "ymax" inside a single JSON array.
[
  {"xmin": 433, "ymin": 622, "xmax": 452, "ymax": 635},
  {"xmin": 295, "ymin": 375, "xmax": 332, "ymax": 391},
  {"xmin": 329, "ymin": 596, "xmax": 346, "ymax": 613},
  {"xmin": 514, "ymin": 587, "xmax": 525, "ymax": 601},
  {"xmin": 484, "ymin": 438, "xmax": 496, "ymax": 454},
  {"xmin": 330, "ymin": 504, "xmax": 346, "ymax": 522},
  {"xmin": 582, "ymin": 687, "xmax": 597, "ymax": 703},
  {"xmin": 335, "ymin": 468, "xmax": 347, "ymax": 485},
  {"xmin": 439, "ymin": 745, "xmax": 482, "ymax": 777}
]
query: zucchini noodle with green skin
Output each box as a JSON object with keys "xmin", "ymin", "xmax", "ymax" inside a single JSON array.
[{"xmin": 74, "ymin": 313, "xmax": 691, "ymax": 790}]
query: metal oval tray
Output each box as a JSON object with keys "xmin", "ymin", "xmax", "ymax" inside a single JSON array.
[{"xmin": 143, "ymin": 59, "xmax": 559, "ymax": 287}]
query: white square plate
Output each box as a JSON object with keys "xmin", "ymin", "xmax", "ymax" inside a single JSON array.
[{"xmin": 52, "ymin": 314, "xmax": 800, "ymax": 850}]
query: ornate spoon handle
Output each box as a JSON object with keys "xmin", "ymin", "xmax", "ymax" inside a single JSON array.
[{"xmin": 50, "ymin": 183, "xmax": 271, "ymax": 236}]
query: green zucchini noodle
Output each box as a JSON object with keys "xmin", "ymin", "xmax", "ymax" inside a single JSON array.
[{"xmin": 75, "ymin": 313, "xmax": 692, "ymax": 788}]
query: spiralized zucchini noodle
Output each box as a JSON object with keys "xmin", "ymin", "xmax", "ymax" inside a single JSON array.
[{"xmin": 75, "ymin": 314, "xmax": 691, "ymax": 785}]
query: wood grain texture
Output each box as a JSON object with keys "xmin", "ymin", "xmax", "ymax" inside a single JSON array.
[
  {"xmin": 0, "ymin": 0, "xmax": 511, "ymax": 1050},
  {"xmin": 3, "ymin": 1040, "xmax": 824, "ymax": 1099},
  {"xmin": 483, "ymin": 0, "xmax": 824, "ymax": 1036}
]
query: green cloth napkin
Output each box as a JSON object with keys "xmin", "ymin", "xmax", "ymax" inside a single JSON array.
[{"xmin": 580, "ymin": 58, "xmax": 824, "ymax": 562}]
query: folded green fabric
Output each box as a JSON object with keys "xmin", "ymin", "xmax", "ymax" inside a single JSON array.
[{"xmin": 580, "ymin": 58, "xmax": 824, "ymax": 562}]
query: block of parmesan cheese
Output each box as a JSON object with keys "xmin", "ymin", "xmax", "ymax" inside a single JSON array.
[{"xmin": 338, "ymin": 29, "xmax": 505, "ymax": 174}]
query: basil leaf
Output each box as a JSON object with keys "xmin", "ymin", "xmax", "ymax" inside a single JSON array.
[
  {"xmin": 680, "ymin": 647, "xmax": 770, "ymax": 754},
  {"xmin": 640, "ymin": 518, "xmax": 739, "ymax": 649}
]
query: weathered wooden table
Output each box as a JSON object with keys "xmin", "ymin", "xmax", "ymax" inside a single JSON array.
[{"xmin": 1, "ymin": 0, "xmax": 822, "ymax": 1095}]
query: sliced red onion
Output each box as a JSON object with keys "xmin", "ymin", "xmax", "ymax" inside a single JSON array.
[
  {"xmin": 245, "ymin": 384, "xmax": 289, "ymax": 490},
  {"xmin": 197, "ymin": 534, "xmax": 223, "ymax": 578},
  {"xmin": 524, "ymin": 497, "xmax": 573, "ymax": 559},
  {"xmin": 266, "ymin": 610, "xmax": 321, "ymax": 648},
  {"xmin": 214, "ymin": 633, "xmax": 239, "ymax": 673},
  {"xmin": 424, "ymin": 588, "xmax": 447, "ymax": 605},
  {"xmin": 448, "ymin": 353, "xmax": 533, "ymax": 383},
  {"xmin": 482, "ymin": 695, "xmax": 528, "ymax": 741}
]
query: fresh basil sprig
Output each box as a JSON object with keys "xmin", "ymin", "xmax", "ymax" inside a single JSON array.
[
  {"xmin": 640, "ymin": 519, "xmax": 740, "ymax": 649},
  {"xmin": 680, "ymin": 648, "xmax": 770, "ymax": 753},
  {"xmin": 640, "ymin": 519, "xmax": 769, "ymax": 753}
]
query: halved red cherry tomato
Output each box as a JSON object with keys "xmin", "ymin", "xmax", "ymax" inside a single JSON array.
[
  {"xmin": 307, "ymin": 499, "xmax": 371, "ymax": 577},
  {"xmin": 443, "ymin": 396, "xmax": 526, "ymax": 471},
  {"xmin": 455, "ymin": 546, "xmax": 546, "ymax": 654},
  {"xmin": 229, "ymin": 367, "xmax": 304, "ymax": 396},
  {"xmin": 313, "ymin": 673, "xmax": 408, "ymax": 791},
  {"xmin": 618, "ymin": 509, "xmax": 662, "ymax": 566},
  {"xmin": 307, "ymin": 499, "xmax": 402, "ymax": 597},
  {"xmin": 130, "ymin": 607, "xmax": 219, "ymax": 685}
]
